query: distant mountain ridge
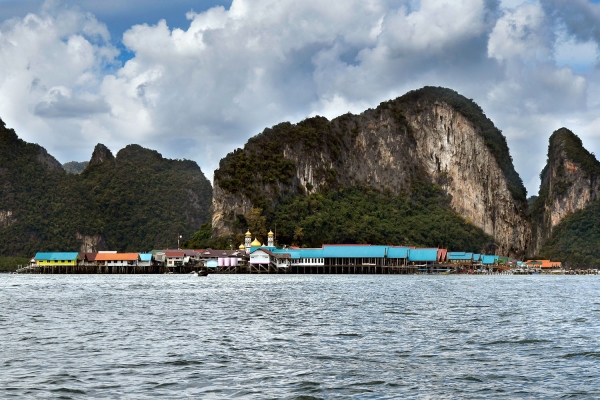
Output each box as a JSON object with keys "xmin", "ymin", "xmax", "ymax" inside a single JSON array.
[
  {"xmin": 63, "ymin": 161, "xmax": 89, "ymax": 174},
  {"xmin": 0, "ymin": 118, "xmax": 212, "ymax": 256}
]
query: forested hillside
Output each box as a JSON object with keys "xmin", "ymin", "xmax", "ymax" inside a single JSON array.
[
  {"xmin": 538, "ymin": 201, "xmax": 600, "ymax": 268},
  {"xmin": 0, "ymin": 119, "xmax": 212, "ymax": 256}
]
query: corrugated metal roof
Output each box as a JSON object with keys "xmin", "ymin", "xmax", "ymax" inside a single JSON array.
[
  {"xmin": 447, "ymin": 252, "xmax": 473, "ymax": 260},
  {"xmin": 387, "ymin": 247, "xmax": 409, "ymax": 259},
  {"xmin": 35, "ymin": 252, "xmax": 79, "ymax": 261},
  {"xmin": 481, "ymin": 255, "xmax": 498, "ymax": 265},
  {"xmin": 165, "ymin": 251, "xmax": 185, "ymax": 258},
  {"xmin": 408, "ymin": 249, "xmax": 438, "ymax": 262},
  {"xmin": 139, "ymin": 254, "xmax": 152, "ymax": 261},
  {"xmin": 296, "ymin": 248, "xmax": 325, "ymax": 258},
  {"xmin": 438, "ymin": 249, "xmax": 447, "ymax": 262},
  {"xmin": 95, "ymin": 253, "xmax": 139, "ymax": 261},
  {"xmin": 199, "ymin": 249, "xmax": 243, "ymax": 257},
  {"xmin": 323, "ymin": 245, "xmax": 386, "ymax": 258}
]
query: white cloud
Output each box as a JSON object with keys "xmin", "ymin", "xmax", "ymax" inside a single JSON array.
[
  {"xmin": 2, "ymin": 0, "xmax": 600, "ymax": 198},
  {"xmin": 488, "ymin": 2, "xmax": 551, "ymax": 62}
]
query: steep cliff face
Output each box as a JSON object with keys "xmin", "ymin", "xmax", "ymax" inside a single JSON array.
[
  {"xmin": 213, "ymin": 87, "xmax": 530, "ymax": 256},
  {"xmin": 529, "ymin": 128, "xmax": 600, "ymax": 256},
  {"xmin": 406, "ymin": 103, "xmax": 529, "ymax": 256}
]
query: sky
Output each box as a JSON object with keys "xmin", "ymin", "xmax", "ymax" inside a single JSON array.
[{"xmin": 1, "ymin": 0, "xmax": 600, "ymax": 196}]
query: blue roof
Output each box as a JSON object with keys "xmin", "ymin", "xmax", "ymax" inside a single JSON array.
[
  {"xmin": 387, "ymin": 247, "xmax": 409, "ymax": 259},
  {"xmin": 481, "ymin": 255, "xmax": 499, "ymax": 265},
  {"xmin": 35, "ymin": 252, "xmax": 79, "ymax": 261},
  {"xmin": 473, "ymin": 254, "xmax": 481, "ymax": 261},
  {"xmin": 447, "ymin": 252, "xmax": 473, "ymax": 261},
  {"xmin": 323, "ymin": 245, "xmax": 387, "ymax": 258},
  {"xmin": 250, "ymin": 246, "xmax": 277, "ymax": 254},
  {"xmin": 408, "ymin": 249, "xmax": 438, "ymax": 262},
  {"xmin": 139, "ymin": 254, "xmax": 152, "ymax": 261},
  {"xmin": 296, "ymin": 249, "xmax": 325, "ymax": 258}
]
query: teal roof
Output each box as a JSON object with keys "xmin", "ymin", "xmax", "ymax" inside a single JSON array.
[
  {"xmin": 322, "ymin": 245, "xmax": 387, "ymax": 258},
  {"xmin": 139, "ymin": 254, "xmax": 152, "ymax": 261},
  {"xmin": 296, "ymin": 249, "xmax": 325, "ymax": 258},
  {"xmin": 481, "ymin": 255, "xmax": 498, "ymax": 265},
  {"xmin": 250, "ymin": 246, "xmax": 276, "ymax": 254},
  {"xmin": 387, "ymin": 247, "xmax": 409, "ymax": 259},
  {"xmin": 447, "ymin": 252, "xmax": 473, "ymax": 261},
  {"xmin": 473, "ymin": 254, "xmax": 481, "ymax": 261},
  {"xmin": 35, "ymin": 252, "xmax": 79, "ymax": 261},
  {"xmin": 408, "ymin": 249, "xmax": 438, "ymax": 262}
]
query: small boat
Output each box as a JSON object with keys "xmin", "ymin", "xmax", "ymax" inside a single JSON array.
[{"xmin": 198, "ymin": 270, "xmax": 208, "ymax": 277}]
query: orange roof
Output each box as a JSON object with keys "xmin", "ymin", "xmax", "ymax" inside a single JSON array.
[
  {"xmin": 526, "ymin": 259, "xmax": 562, "ymax": 268},
  {"xmin": 95, "ymin": 253, "xmax": 139, "ymax": 261}
]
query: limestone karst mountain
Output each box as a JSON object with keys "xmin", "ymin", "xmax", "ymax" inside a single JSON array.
[
  {"xmin": 0, "ymin": 118, "xmax": 212, "ymax": 256},
  {"xmin": 212, "ymin": 87, "xmax": 531, "ymax": 256},
  {"xmin": 530, "ymin": 128, "xmax": 600, "ymax": 267}
]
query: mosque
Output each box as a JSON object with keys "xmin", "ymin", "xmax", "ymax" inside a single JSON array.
[{"xmin": 239, "ymin": 229, "xmax": 275, "ymax": 254}]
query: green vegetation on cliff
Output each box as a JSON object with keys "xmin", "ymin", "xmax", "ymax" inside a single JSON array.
[
  {"xmin": 270, "ymin": 184, "xmax": 494, "ymax": 250},
  {"xmin": 182, "ymin": 223, "xmax": 231, "ymax": 250},
  {"xmin": 538, "ymin": 201, "xmax": 600, "ymax": 268},
  {"xmin": 221, "ymin": 183, "xmax": 494, "ymax": 251},
  {"xmin": 214, "ymin": 115, "xmax": 351, "ymax": 207},
  {"xmin": 0, "ymin": 119, "xmax": 212, "ymax": 256}
]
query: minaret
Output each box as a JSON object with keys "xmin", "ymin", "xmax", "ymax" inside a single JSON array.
[
  {"xmin": 268, "ymin": 230, "xmax": 274, "ymax": 247},
  {"xmin": 244, "ymin": 230, "xmax": 252, "ymax": 254}
]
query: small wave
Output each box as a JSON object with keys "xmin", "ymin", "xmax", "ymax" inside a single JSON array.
[
  {"xmin": 51, "ymin": 387, "xmax": 86, "ymax": 394},
  {"xmin": 482, "ymin": 339, "xmax": 551, "ymax": 346},
  {"xmin": 563, "ymin": 352, "xmax": 600, "ymax": 359},
  {"xmin": 462, "ymin": 376, "xmax": 483, "ymax": 382},
  {"xmin": 164, "ymin": 360, "xmax": 204, "ymax": 366},
  {"xmin": 154, "ymin": 382, "xmax": 178, "ymax": 388},
  {"xmin": 350, "ymin": 380, "xmax": 386, "ymax": 386}
]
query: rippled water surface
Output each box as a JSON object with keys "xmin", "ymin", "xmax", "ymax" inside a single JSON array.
[{"xmin": 1, "ymin": 275, "xmax": 599, "ymax": 398}]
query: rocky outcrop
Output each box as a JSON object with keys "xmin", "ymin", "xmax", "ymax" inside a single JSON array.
[
  {"xmin": 0, "ymin": 210, "xmax": 15, "ymax": 228},
  {"xmin": 63, "ymin": 161, "xmax": 89, "ymax": 174},
  {"xmin": 529, "ymin": 128, "xmax": 600, "ymax": 255},
  {"xmin": 36, "ymin": 148, "xmax": 63, "ymax": 172},
  {"xmin": 213, "ymin": 87, "xmax": 530, "ymax": 256},
  {"xmin": 76, "ymin": 232, "xmax": 106, "ymax": 253},
  {"xmin": 88, "ymin": 143, "xmax": 114, "ymax": 167}
]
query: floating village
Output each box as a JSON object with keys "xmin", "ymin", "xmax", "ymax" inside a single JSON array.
[{"xmin": 13, "ymin": 230, "xmax": 595, "ymax": 275}]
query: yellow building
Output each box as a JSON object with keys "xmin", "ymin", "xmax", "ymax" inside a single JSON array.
[{"xmin": 34, "ymin": 252, "xmax": 79, "ymax": 267}]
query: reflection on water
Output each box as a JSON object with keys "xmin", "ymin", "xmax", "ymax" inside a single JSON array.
[{"xmin": 1, "ymin": 275, "xmax": 599, "ymax": 398}]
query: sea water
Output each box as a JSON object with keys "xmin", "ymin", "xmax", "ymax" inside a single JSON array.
[{"xmin": 1, "ymin": 274, "xmax": 599, "ymax": 398}]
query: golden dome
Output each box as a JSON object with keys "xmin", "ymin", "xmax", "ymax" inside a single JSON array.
[
  {"xmin": 251, "ymin": 238, "xmax": 262, "ymax": 247},
  {"xmin": 239, "ymin": 244, "xmax": 245, "ymax": 250},
  {"xmin": 245, "ymin": 230, "xmax": 252, "ymax": 237},
  {"xmin": 268, "ymin": 230, "xmax": 274, "ymax": 237}
]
